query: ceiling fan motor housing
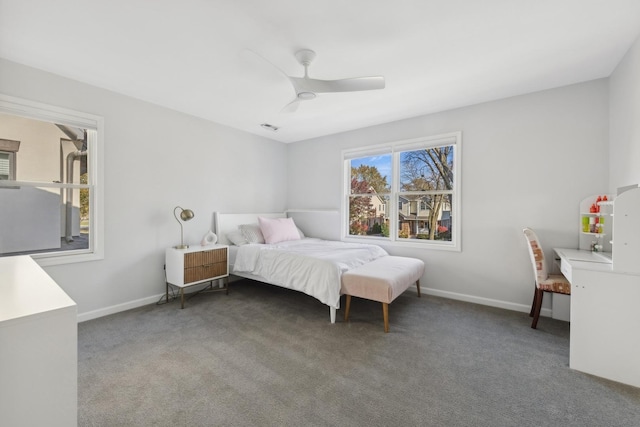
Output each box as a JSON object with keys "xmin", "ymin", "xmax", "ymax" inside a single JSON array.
[{"xmin": 295, "ymin": 49, "xmax": 316, "ymax": 66}]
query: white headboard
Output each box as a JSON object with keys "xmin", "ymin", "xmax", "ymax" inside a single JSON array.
[
  {"xmin": 286, "ymin": 210, "xmax": 341, "ymax": 241},
  {"xmin": 214, "ymin": 212, "xmax": 286, "ymax": 245}
]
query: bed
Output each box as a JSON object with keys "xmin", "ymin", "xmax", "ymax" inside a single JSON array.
[{"xmin": 215, "ymin": 212, "xmax": 388, "ymax": 323}]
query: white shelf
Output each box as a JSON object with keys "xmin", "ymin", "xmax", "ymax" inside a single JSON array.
[
  {"xmin": 579, "ymin": 194, "xmax": 615, "ymax": 253},
  {"xmin": 581, "ymin": 232, "xmax": 606, "ymax": 237},
  {"xmin": 580, "ymin": 189, "xmax": 640, "ymax": 274}
]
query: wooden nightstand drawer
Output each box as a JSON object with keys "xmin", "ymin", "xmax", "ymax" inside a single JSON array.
[{"xmin": 184, "ymin": 249, "xmax": 227, "ymax": 283}]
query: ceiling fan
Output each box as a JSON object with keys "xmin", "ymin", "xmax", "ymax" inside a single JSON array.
[{"xmin": 266, "ymin": 49, "xmax": 385, "ymax": 113}]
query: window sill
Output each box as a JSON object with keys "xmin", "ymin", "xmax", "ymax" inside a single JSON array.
[
  {"xmin": 342, "ymin": 235, "xmax": 460, "ymax": 252},
  {"xmin": 31, "ymin": 250, "xmax": 104, "ymax": 267}
]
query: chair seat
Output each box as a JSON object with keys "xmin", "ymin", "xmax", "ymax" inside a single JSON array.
[{"xmin": 538, "ymin": 274, "xmax": 571, "ymax": 294}]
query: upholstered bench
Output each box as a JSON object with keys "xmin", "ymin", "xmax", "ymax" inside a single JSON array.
[{"xmin": 341, "ymin": 256, "xmax": 425, "ymax": 332}]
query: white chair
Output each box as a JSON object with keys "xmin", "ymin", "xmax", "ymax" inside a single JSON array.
[{"xmin": 522, "ymin": 228, "xmax": 571, "ymax": 329}]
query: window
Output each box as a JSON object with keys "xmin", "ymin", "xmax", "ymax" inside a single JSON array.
[
  {"xmin": 0, "ymin": 94, "xmax": 104, "ymax": 265},
  {"xmin": 0, "ymin": 151, "xmax": 13, "ymax": 180},
  {"xmin": 343, "ymin": 132, "xmax": 461, "ymax": 250},
  {"xmin": 0, "ymin": 139, "xmax": 19, "ymax": 180}
]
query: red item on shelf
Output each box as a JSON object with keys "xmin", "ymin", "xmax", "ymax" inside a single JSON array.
[{"xmin": 590, "ymin": 203, "xmax": 597, "ymax": 213}]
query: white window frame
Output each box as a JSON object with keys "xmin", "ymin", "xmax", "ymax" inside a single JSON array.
[
  {"xmin": 0, "ymin": 94, "xmax": 104, "ymax": 266},
  {"xmin": 342, "ymin": 131, "xmax": 461, "ymax": 251}
]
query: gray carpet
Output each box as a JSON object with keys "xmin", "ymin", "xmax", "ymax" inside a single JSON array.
[{"xmin": 78, "ymin": 279, "xmax": 640, "ymax": 427}]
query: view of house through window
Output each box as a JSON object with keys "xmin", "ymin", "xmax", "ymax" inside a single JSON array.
[
  {"xmin": 344, "ymin": 132, "xmax": 460, "ymax": 249},
  {"xmin": 349, "ymin": 154, "xmax": 391, "ymax": 237},
  {"xmin": 0, "ymin": 111, "xmax": 95, "ymax": 260},
  {"xmin": 398, "ymin": 146, "xmax": 454, "ymax": 241}
]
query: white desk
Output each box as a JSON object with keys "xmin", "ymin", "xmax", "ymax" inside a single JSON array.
[
  {"xmin": 554, "ymin": 248, "xmax": 640, "ymax": 388},
  {"xmin": 0, "ymin": 256, "xmax": 78, "ymax": 426}
]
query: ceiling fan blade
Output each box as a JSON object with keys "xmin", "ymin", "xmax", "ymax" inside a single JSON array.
[
  {"xmin": 290, "ymin": 76, "xmax": 385, "ymax": 94},
  {"xmin": 281, "ymin": 97, "xmax": 301, "ymax": 113},
  {"xmin": 241, "ymin": 48, "xmax": 292, "ymax": 81},
  {"xmin": 242, "ymin": 49, "xmax": 301, "ymax": 101}
]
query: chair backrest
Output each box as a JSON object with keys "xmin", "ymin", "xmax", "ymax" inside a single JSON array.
[{"xmin": 523, "ymin": 227, "xmax": 549, "ymax": 287}]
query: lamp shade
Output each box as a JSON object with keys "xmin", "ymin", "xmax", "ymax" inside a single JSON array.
[{"xmin": 179, "ymin": 209, "xmax": 194, "ymax": 221}]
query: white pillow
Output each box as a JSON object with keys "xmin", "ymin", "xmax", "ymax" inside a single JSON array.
[
  {"xmin": 226, "ymin": 229, "xmax": 248, "ymax": 246},
  {"xmin": 258, "ymin": 216, "xmax": 301, "ymax": 244},
  {"xmin": 239, "ymin": 223, "xmax": 265, "ymax": 244}
]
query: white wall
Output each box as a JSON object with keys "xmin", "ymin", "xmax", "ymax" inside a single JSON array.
[
  {"xmin": 0, "ymin": 58, "xmax": 287, "ymax": 319},
  {"xmin": 288, "ymin": 80, "xmax": 609, "ymax": 313},
  {"xmin": 609, "ymin": 34, "xmax": 640, "ymax": 191}
]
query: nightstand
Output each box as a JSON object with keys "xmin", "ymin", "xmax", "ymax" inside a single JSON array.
[{"xmin": 165, "ymin": 245, "xmax": 229, "ymax": 308}]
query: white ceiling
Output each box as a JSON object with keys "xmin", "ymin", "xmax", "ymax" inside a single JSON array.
[{"xmin": 1, "ymin": 1, "xmax": 639, "ymax": 143}]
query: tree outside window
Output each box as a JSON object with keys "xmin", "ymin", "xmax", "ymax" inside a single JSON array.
[
  {"xmin": 348, "ymin": 158, "xmax": 391, "ymax": 237},
  {"xmin": 399, "ymin": 146, "xmax": 454, "ymax": 241}
]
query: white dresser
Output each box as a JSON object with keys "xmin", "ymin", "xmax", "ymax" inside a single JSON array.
[{"xmin": 0, "ymin": 256, "xmax": 77, "ymax": 427}]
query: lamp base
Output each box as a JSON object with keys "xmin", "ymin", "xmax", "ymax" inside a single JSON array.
[{"xmin": 174, "ymin": 244, "xmax": 189, "ymax": 249}]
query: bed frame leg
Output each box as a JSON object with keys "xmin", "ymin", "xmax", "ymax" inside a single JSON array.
[{"xmin": 330, "ymin": 306, "xmax": 336, "ymax": 324}]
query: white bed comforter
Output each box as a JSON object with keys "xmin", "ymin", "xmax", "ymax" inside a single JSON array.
[{"xmin": 232, "ymin": 238, "xmax": 388, "ymax": 308}]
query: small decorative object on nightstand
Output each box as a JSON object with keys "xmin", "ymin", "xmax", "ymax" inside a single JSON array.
[
  {"xmin": 200, "ymin": 229, "xmax": 217, "ymax": 246},
  {"xmin": 165, "ymin": 244, "xmax": 229, "ymax": 308}
]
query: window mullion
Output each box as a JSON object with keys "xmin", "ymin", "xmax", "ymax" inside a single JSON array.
[{"xmin": 391, "ymin": 150, "xmax": 400, "ymax": 242}]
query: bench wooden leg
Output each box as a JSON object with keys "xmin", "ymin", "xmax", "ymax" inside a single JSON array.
[
  {"xmin": 382, "ymin": 302, "xmax": 389, "ymax": 333},
  {"xmin": 416, "ymin": 279, "xmax": 421, "ymax": 297},
  {"xmin": 344, "ymin": 295, "xmax": 352, "ymax": 321}
]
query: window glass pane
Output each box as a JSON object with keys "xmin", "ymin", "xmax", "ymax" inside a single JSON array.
[
  {"xmin": 350, "ymin": 154, "xmax": 391, "ymax": 194},
  {"xmin": 348, "ymin": 154, "xmax": 391, "ymax": 238},
  {"xmin": 400, "ymin": 145, "xmax": 454, "ymax": 191},
  {"xmin": 0, "ymin": 113, "xmax": 92, "ymax": 257},
  {"xmin": 398, "ymin": 194, "xmax": 452, "ymax": 241},
  {"xmin": 348, "ymin": 195, "xmax": 390, "ymax": 237}
]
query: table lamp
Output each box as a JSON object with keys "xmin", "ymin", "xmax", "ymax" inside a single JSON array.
[{"xmin": 173, "ymin": 206, "xmax": 194, "ymax": 249}]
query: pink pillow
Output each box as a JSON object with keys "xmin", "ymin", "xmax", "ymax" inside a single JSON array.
[{"xmin": 258, "ymin": 217, "xmax": 301, "ymax": 244}]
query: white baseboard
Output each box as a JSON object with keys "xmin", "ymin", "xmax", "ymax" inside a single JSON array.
[
  {"xmin": 77, "ymin": 282, "xmax": 224, "ymax": 323},
  {"xmin": 77, "ymin": 294, "xmax": 164, "ymax": 323},
  {"xmin": 419, "ymin": 286, "xmax": 552, "ymax": 318},
  {"xmin": 77, "ymin": 284, "xmax": 551, "ymax": 323}
]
